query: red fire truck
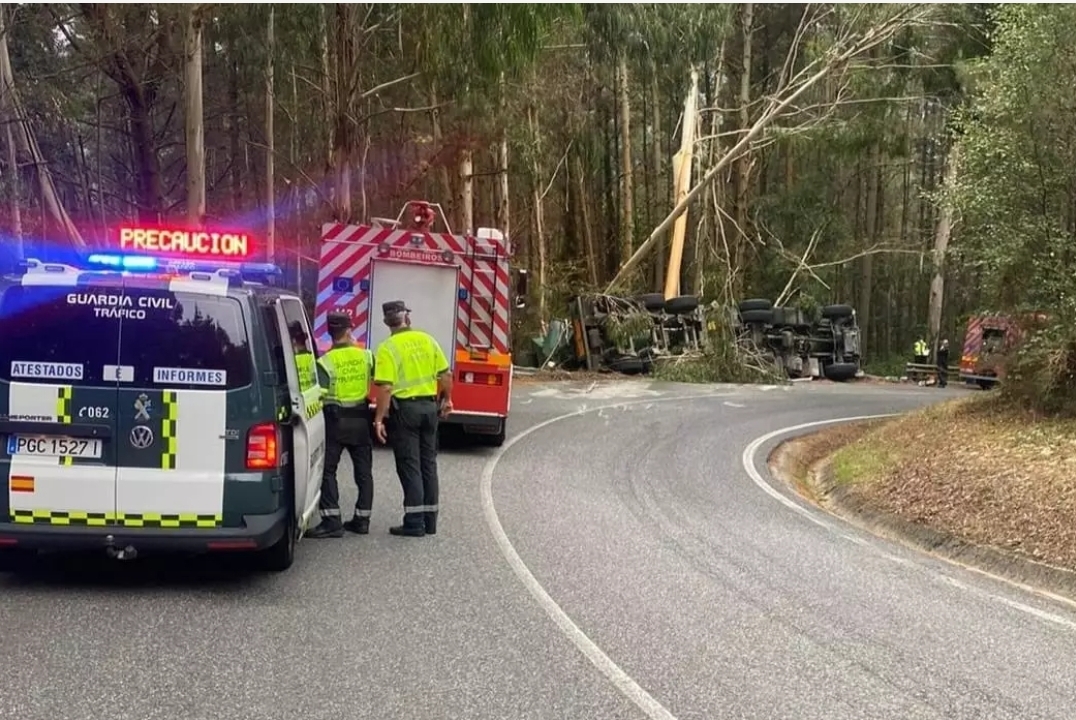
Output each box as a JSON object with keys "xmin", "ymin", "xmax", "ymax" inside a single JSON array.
[{"xmin": 313, "ymin": 201, "xmax": 526, "ymax": 446}]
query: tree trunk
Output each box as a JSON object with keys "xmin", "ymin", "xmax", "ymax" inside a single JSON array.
[
  {"xmin": 733, "ymin": 2, "xmax": 754, "ymax": 287},
  {"xmin": 573, "ymin": 153, "xmax": 598, "ymax": 286},
  {"xmin": 928, "ymin": 143, "xmax": 960, "ymax": 351},
  {"xmin": 858, "ymin": 142, "xmax": 880, "ymax": 359},
  {"xmin": 330, "ymin": 4, "xmax": 357, "ymax": 223},
  {"xmin": 265, "ymin": 6, "xmax": 276, "ymax": 262},
  {"xmin": 0, "ymin": 4, "xmax": 21, "ymax": 256},
  {"xmin": 616, "ymin": 50, "xmax": 634, "ymax": 266},
  {"xmin": 458, "ymin": 148, "xmax": 474, "ymax": 234},
  {"xmin": 650, "ymin": 63, "xmax": 664, "ymax": 292},
  {"xmin": 527, "ymin": 105, "xmax": 547, "ymax": 323},
  {"xmin": 184, "ymin": 7, "xmax": 206, "ymax": 226},
  {"xmin": 0, "ymin": 4, "xmax": 83, "ymax": 247},
  {"xmin": 494, "ymin": 72, "xmax": 510, "ymax": 236}
]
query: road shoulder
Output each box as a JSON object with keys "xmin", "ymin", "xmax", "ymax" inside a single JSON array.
[{"xmin": 768, "ymin": 397, "xmax": 1076, "ymax": 601}]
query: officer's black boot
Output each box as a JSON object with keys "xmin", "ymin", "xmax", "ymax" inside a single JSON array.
[
  {"xmin": 344, "ymin": 516, "xmax": 370, "ymax": 535},
  {"xmin": 389, "ymin": 513, "xmax": 426, "ymax": 537},
  {"xmin": 305, "ymin": 519, "xmax": 344, "ymax": 539},
  {"xmin": 424, "ymin": 512, "xmax": 437, "ymax": 535}
]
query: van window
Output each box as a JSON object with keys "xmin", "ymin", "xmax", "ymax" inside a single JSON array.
[
  {"xmin": 118, "ymin": 289, "xmax": 253, "ymax": 390},
  {"xmin": 0, "ymin": 284, "xmax": 120, "ymax": 385},
  {"xmin": 0, "ymin": 284, "xmax": 252, "ymax": 389},
  {"xmin": 279, "ymin": 298, "xmax": 319, "ymax": 393}
]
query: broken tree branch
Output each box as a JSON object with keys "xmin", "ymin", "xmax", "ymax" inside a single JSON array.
[{"xmin": 605, "ymin": 5, "xmax": 929, "ymax": 292}]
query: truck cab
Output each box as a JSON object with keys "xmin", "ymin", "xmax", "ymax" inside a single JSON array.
[{"xmin": 0, "ymin": 253, "xmax": 326, "ymax": 572}]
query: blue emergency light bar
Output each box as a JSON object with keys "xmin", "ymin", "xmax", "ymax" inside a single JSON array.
[{"xmin": 84, "ymin": 253, "xmax": 283, "ymax": 284}]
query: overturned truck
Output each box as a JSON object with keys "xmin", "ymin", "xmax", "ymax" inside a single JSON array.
[
  {"xmin": 735, "ymin": 298, "xmax": 862, "ymax": 381},
  {"xmin": 566, "ymin": 292, "xmax": 862, "ymax": 381}
]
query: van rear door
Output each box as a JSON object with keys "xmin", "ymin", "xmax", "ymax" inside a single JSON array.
[
  {"xmin": 0, "ymin": 278, "xmax": 122, "ymax": 527},
  {"xmin": 112, "ymin": 276, "xmax": 253, "ymax": 530}
]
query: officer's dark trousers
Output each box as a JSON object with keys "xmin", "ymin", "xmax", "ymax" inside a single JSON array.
[
  {"xmin": 389, "ymin": 397, "xmax": 439, "ymax": 532},
  {"xmin": 319, "ymin": 407, "xmax": 374, "ymax": 523}
]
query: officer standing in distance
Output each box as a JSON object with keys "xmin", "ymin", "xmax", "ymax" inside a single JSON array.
[
  {"xmin": 372, "ymin": 300, "xmax": 452, "ymax": 537},
  {"xmin": 305, "ymin": 311, "xmax": 376, "ymax": 539}
]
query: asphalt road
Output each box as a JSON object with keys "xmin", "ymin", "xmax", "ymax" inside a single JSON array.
[{"xmin": 3, "ymin": 379, "xmax": 1076, "ymax": 720}]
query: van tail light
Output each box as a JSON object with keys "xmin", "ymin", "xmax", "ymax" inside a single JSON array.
[{"xmin": 246, "ymin": 423, "xmax": 279, "ymax": 470}]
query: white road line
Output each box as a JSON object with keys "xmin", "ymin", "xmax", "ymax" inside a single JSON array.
[
  {"xmin": 741, "ymin": 417, "xmax": 1076, "ymax": 629},
  {"xmin": 482, "ymin": 394, "xmax": 729, "ymax": 720}
]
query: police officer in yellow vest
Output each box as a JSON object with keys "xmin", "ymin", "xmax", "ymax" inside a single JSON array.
[
  {"xmin": 372, "ymin": 300, "xmax": 452, "ymax": 537},
  {"xmin": 305, "ymin": 311, "xmax": 376, "ymax": 539},
  {"xmin": 913, "ymin": 337, "xmax": 929, "ymax": 365},
  {"xmin": 288, "ymin": 322, "xmax": 317, "ymax": 390}
]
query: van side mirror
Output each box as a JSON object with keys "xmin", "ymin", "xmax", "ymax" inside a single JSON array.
[{"xmin": 514, "ymin": 269, "xmax": 529, "ymax": 309}]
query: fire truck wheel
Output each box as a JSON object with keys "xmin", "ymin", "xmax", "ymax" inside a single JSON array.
[
  {"xmin": 738, "ymin": 298, "xmax": 772, "ymax": 312},
  {"xmin": 739, "ymin": 309, "xmax": 773, "ymax": 325},
  {"xmin": 664, "ymin": 295, "xmax": 699, "ymax": 315},
  {"xmin": 633, "ymin": 293, "xmax": 666, "ymax": 312},
  {"xmin": 821, "ymin": 304, "xmax": 854, "ymax": 320},
  {"xmin": 823, "ymin": 361, "xmax": 859, "ymax": 382}
]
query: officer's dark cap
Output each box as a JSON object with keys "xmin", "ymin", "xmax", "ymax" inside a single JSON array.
[
  {"xmin": 326, "ymin": 311, "xmax": 352, "ymax": 330},
  {"xmin": 287, "ymin": 320, "xmax": 308, "ymax": 341},
  {"xmin": 382, "ymin": 300, "xmax": 411, "ymax": 317}
]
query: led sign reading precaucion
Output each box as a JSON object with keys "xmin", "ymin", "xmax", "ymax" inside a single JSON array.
[{"xmin": 118, "ymin": 226, "xmax": 253, "ymax": 260}]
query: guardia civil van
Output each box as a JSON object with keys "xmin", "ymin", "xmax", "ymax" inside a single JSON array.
[{"xmin": 0, "ymin": 251, "xmax": 326, "ymax": 572}]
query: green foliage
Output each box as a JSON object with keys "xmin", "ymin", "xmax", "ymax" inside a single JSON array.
[
  {"xmin": 602, "ymin": 310, "xmax": 653, "ymax": 348},
  {"xmin": 949, "ymin": 4, "xmax": 1076, "ymax": 311},
  {"xmin": 1000, "ymin": 316, "xmax": 1076, "ymax": 417},
  {"xmin": 653, "ymin": 309, "xmax": 785, "ymax": 385}
]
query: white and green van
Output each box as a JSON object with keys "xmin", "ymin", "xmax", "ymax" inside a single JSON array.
[{"xmin": 0, "ymin": 256, "xmax": 326, "ymax": 572}]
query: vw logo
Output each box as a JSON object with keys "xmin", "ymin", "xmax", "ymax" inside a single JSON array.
[{"xmin": 129, "ymin": 425, "xmax": 155, "ymax": 449}]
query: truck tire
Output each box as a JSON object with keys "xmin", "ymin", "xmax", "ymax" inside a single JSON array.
[
  {"xmin": 771, "ymin": 307, "xmax": 786, "ymax": 326},
  {"xmin": 633, "ymin": 293, "xmax": 666, "ymax": 312},
  {"xmin": 821, "ymin": 304, "xmax": 854, "ymax": 320},
  {"xmin": 664, "ymin": 295, "xmax": 699, "ymax": 315},
  {"xmin": 739, "ymin": 309, "xmax": 773, "ymax": 325},
  {"xmin": 739, "ymin": 298, "xmax": 772, "ymax": 312},
  {"xmin": 823, "ymin": 361, "xmax": 859, "ymax": 382},
  {"xmin": 606, "ymin": 353, "xmax": 646, "ymax": 375},
  {"xmin": 259, "ymin": 488, "xmax": 297, "ymax": 572}
]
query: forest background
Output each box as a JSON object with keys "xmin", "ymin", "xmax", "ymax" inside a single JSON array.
[{"xmin": 1, "ymin": 3, "xmax": 1074, "ymax": 412}]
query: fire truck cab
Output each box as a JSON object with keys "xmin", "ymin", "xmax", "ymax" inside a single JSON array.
[{"xmin": 314, "ymin": 201, "xmax": 526, "ymax": 446}]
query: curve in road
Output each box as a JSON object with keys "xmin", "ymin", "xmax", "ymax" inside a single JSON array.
[
  {"xmin": 4, "ymin": 380, "xmax": 1076, "ymax": 720},
  {"xmin": 488, "ymin": 384, "xmax": 1076, "ymax": 720}
]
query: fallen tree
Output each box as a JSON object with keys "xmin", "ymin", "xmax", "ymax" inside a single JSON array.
[{"xmin": 605, "ymin": 4, "xmax": 932, "ymax": 294}]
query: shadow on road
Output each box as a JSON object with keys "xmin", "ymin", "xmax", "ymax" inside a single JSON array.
[{"xmin": 0, "ymin": 550, "xmax": 269, "ymax": 591}]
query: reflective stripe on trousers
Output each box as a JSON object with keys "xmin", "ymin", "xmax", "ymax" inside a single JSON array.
[
  {"xmin": 320, "ymin": 508, "xmax": 341, "ymax": 517},
  {"xmin": 403, "ymin": 504, "xmax": 440, "ymax": 514}
]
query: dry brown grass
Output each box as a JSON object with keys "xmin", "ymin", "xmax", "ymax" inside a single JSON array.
[{"xmin": 831, "ymin": 395, "xmax": 1076, "ymax": 570}]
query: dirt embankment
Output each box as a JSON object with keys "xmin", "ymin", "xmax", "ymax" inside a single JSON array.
[{"xmin": 770, "ymin": 395, "xmax": 1076, "ymax": 599}]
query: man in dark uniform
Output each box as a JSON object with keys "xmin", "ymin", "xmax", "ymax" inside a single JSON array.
[
  {"xmin": 936, "ymin": 338, "xmax": 950, "ymax": 389},
  {"xmin": 305, "ymin": 311, "xmax": 376, "ymax": 539},
  {"xmin": 372, "ymin": 300, "xmax": 452, "ymax": 537}
]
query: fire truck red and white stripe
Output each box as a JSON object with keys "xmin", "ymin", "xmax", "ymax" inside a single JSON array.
[{"xmin": 313, "ymin": 223, "xmax": 511, "ymax": 354}]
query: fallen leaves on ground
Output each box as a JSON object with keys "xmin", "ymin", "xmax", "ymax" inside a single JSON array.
[{"xmin": 831, "ymin": 395, "xmax": 1076, "ymax": 571}]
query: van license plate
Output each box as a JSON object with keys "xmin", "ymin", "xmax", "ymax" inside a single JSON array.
[{"xmin": 6, "ymin": 436, "xmax": 103, "ymax": 459}]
